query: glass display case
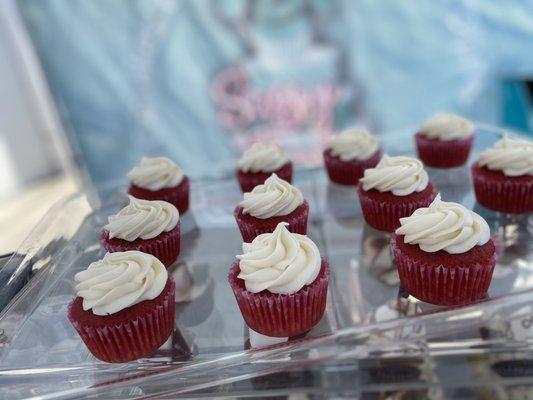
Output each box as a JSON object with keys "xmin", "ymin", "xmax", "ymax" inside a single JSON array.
[{"xmin": 0, "ymin": 126, "xmax": 531, "ymax": 399}]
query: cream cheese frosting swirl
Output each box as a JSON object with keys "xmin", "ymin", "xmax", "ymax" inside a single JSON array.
[
  {"xmin": 419, "ymin": 113, "xmax": 474, "ymax": 141},
  {"xmin": 104, "ymin": 196, "xmax": 179, "ymax": 241},
  {"xmin": 237, "ymin": 222, "xmax": 321, "ymax": 294},
  {"xmin": 240, "ymin": 173, "xmax": 304, "ymax": 219},
  {"xmin": 478, "ymin": 136, "xmax": 533, "ymax": 177},
  {"xmin": 238, "ymin": 143, "xmax": 290, "ymax": 173},
  {"xmin": 75, "ymin": 251, "xmax": 168, "ymax": 315},
  {"xmin": 396, "ymin": 194, "xmax": 490, "ymax": 254},
  {"xmin": 128, "ymin": 157, "xmax": 184, "ymax": 190},
  {"xmin": 360, "ymin": 155, "xmax": 429, "ymax": 196},
  {"xmin": 329, "ymin": 129, "xmax": 380, "ymax": 161}
]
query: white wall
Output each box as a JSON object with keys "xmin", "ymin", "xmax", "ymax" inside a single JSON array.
[{"xmin": 0, "ymin": 1, "xmax": 72, "ymax": 198}]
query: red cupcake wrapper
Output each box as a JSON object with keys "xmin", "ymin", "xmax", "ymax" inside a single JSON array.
[
  {"xmin": 228, "ymin": 260, "xmax": 329, "ymax": 337},
  {"xmin": 415, "ymin": 133, "xmax": 474, "ymax": 168},
  {"xmin": 391, "ymin": 234, "xmax": 496, "ymax": 306},
  {"xmin": 236, "ymin": 162, "xmax": 293, "ymax": 193},
  {"xmin": 68, "ymin": 278, "xmax": 176, "ymax": 363},
  {"xmin": 129, "ymin": 176, "xmax": 190, "ymax": 215},
  {"xmin": 323, "ymin": 149, "xmax": 382, "ymax": 186},
  {"xmin": 357, "ymin": 183, "xmax": 437, "ymax": 232},
  {"xmin": 101, "ymin": 224, "xmax": 181, "ymax": 267},
  {"xmin": 234, "ymin": 201, "xmax": 309, "ymax": 243},
  {"xmin": 471, "ymin": 162, "xmax": 533, "ymax": 214}
]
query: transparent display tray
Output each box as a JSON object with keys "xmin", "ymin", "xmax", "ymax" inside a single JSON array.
[{"xmin": 0, "ymin": 127, "xmax": 532, "ymax": 399}]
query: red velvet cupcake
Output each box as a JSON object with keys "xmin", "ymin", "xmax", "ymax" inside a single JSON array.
[
  {"xmin": 101, "ymin": 196, "xmax": 180, "ymax": 267},
  {"xmin": 392, "ymin": 195, "xmax": 496, "ymax": 306},
  {"xmin": 415, "ymin": 113, "xmax": 475, "ymax": 168},
  {"xmin": 472, "ymin": 136, "xmax": 533, "ymax": 214},
  {"xmin": 234, "ymin": 173, "xmax": 308, "ymax": 242},
  {"xmin": 128, "ymin": 156, "xmax": 190, "ymax": 215},
  {"xmin": 236, "ymin": 142, "xmax": 292, "ymax": 192},
  {"xmin": 323, "ymin": 129, "xmax": 381, "ymax": 185},
  {"xmin": 358, "ymin": 155, "xmax": 437, "ymax": 232},
  {"xmin": 229, "ymin": 223, "xmax": 329, "ymax": 337},
  {"xmin": 68, "ymin": 251, "xmax": 175, "ymax": 363}
]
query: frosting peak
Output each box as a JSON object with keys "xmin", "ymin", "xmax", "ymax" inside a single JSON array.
[
  {"xmin": 419, "ymin": 113, "xmax": 474, "ymax": 141},
  {"xmin": 128, "ymin": 157, "xmax": 184, "ymax": 190},
  {"xmin": 104, "ymin": 196, "xmax": 179, "ymax": 241},
  {"xmin": 75, "ymin": 251, "xmax": 168, "ymax": 315},
  {"xmin": 360, "ymin": 155, "xmax": 429, "ymax": 196},
  {"xmin": 239, "ymin": 173, "xmax": 304, "ymax": 219},
  {"xmin": 395, "ymin": 194, "xmax": 490, "ymax": 254},
  {"xmin": 238, "ymin": 143, "xmax": 290, "ymax": 173},
  {"xmin": 478, "ymin": 135, "xmax": 533, "ymax": 177},
  {"xmin": 329, "ymin": 129, "xmax": 380, "ymax": 161},
  {"xmin": 237, "ymin": 223, "xmax": 321, "ymax": 294}
]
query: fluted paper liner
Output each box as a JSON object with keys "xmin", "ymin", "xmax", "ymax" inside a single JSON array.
[
  {"xmin": 68, "ymin": 279, "xmax": 175, "ymax": 363},
  {"xmin": 234, "ymin": 201, "xmax": 309, "ymax": 243},
  {"xmin": 129, "ymin": 175, "xmax": 190, "ymax": 215},
  {"xmin": 101, "ymin": 223, "xmax": 181, "ymax": 267},
  {"xmin": 228, "ymin": 260, "xmax": 329, "ymax": 337},
  {"xmin": 357, "ymin": 184, "xmax": 436, "ymax": 232},
  {"xmin": 323, "ymin": 149, "xmax": 381, "ymax": 186},
  {"xmin": 391, "ymin": 234, "xmax": 496, "ymax": 306},
  {"xmin": 415, "ymin": 133, "xmax": 474, "ymax": 168},
  {"xmin": 236, "ymin": 162, "xmax": 293, "ymax": 193},
  {"xmin": 472, "ymin": 163, "xmax": 533, "ymax": 214}
]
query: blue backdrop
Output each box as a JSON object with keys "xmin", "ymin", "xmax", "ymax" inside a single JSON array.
[{"xmin": 19, "ymin": 0, "xmax": 533, "ymax": 185}]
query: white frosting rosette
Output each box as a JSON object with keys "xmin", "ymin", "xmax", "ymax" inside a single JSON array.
[
  {"xmin": 396, "ymin": 194, "xmax": 490, "ymax": 254},
  {"xmin": 329, "ymin": 129, "xmax": 380, "ymax": 161},
  {"xmin": 238, "ymin": 143, "xmax": 290, "ymax": 173},
  {"xmin": 75, "ymin": 251, "xmax": 168, "ymax": 315},
  {"xmin": 239, "ymin": 174, "xmax": 304, "ymax": 219},
  {"xmin": 419, "ymin": 113, "xmax": 474, "ymax": 141},
  {"xmin": 360, "ymin": 155, "xmax": 429, "ymax": 196},
  {"xmin": 104, "ymin": 196, "xmax": 179, "ymax": 242},
  {"xmin": 478, "ymin": 136, "xmax": 533, "ymax": 177},
  {"xmin": 237, "ymin": 223, "xmax": 321, "ymax": 294},
  {"xmin": 128, "ymin": 157, "xmax": 184, "ymax": 190}
]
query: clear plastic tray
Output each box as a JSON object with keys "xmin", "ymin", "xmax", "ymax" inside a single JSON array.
[{"xmin": 0, "ymin": 126, "xmax": 532, "ymax": 399}]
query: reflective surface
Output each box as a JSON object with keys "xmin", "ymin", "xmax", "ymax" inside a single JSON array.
[{"xmin": 0, "ymin": 127, "xmax": 531, "ymax": 399}]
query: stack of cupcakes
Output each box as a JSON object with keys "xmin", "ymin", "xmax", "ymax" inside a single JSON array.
[
  {"xmin": 67, "ymin": 120, "xmax": 532, "ymax": 363},
  {"xmin": 231, "ymin": 143, "xmax": 329, "ymax": 337},
  {"xmin": 347, "ymin": 114, "xmax": 526, "ymax": 306},
  {"xmin": 69, "ymin": 156, "xmax": 188, "ymax": 362}
]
